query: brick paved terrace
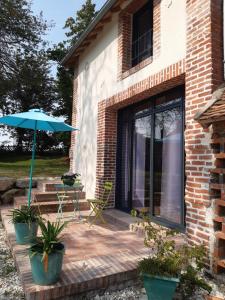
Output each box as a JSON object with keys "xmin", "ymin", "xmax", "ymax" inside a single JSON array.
[{"xmin": 0, "ymin": 208, "xmax": 184, "ymax": 300}]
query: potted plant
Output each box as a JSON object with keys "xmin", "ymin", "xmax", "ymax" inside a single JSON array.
[
  {"xmin": 132, "ymin": 211, "xmax": 211, "ymax": 300},
  {"xmin": 61, "ymin": 172, "xmax": 80, "ymax": 186},
  {"xmin": 9, "ymin": 206, "xmax": 40, "ymax": 245},
  {"xmin": 29, "ymin": 220, "xmax": 67, "ymax": 285}
]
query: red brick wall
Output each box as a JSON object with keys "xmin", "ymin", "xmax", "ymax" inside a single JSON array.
[
  {"xmin": 118, "ymin": 0, "xmax": 161, "ymax": 80},
  {"xmin": 96, "ymin": 60, "xmax": 185, "ymax": 203},
  {"xmin": 70, "ymin": 0, "xmax": 224, "ymax": 269},
  {"xmin": 185, "ymin": 0, "xmax": 223, "ymax": 260}
]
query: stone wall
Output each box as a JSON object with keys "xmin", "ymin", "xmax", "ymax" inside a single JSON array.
[{"xmin": 0, "ymin": 177, "xmax": 37, "ymax": 205}]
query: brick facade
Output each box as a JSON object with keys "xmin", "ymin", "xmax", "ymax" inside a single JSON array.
[
  {"xmin": 96, "ymin": 60, "xmax": 185, "ymax": 203},
  {"xmin": 185, "ymin": 0, "xmax": 223, "ymax": 264},
  {"xmin": 70, "ymin": 0, "xmax": 224, "ymax": 271}
]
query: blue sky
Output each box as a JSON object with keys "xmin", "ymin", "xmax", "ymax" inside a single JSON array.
[{"xmin": 31, "ymin": 0, "xmax": 106, "ymax": 46}]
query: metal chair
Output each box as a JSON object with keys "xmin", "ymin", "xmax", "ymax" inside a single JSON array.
[{"xmin": 87, "ymin": 181, "xmax": 113, "ymax": 226}]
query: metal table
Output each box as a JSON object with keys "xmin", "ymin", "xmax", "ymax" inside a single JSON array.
[{"xmin": 55, "ymin": 183, "xmax": 83, "ymax": 221}]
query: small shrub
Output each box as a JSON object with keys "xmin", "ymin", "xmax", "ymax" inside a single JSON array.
[
  {"xmin": 8, "ymin": 206, "xmax": 40, "ymax": 224},
  {"xmin": 133, "ymin": 211, "xmax": 212, "ymax": 299}
]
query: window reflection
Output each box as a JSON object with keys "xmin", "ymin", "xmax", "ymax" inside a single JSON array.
[
  {"xmin": 153, "ymin": 107, "xmax": 183, "ymax": 224},
  {"xmin": 132, "ymin": 115, "xmax": 151, "ymax": 211}
]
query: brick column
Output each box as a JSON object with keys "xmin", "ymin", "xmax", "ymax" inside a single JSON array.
[
  {"xmin": 185, "ymin": 0, "xmax": 223, "ymax": 264},
  {"xmin": 96, "ymin": 102, "xmax": 117, "ymax": 206}
]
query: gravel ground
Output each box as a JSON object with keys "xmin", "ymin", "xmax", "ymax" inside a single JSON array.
[
  {"xmin": 0, "ymin": 219, "xmax": 225, "ymax": 300},
  {"xmin": 0, "ymin": 220, "xmax": 24, "ymax": 300}
]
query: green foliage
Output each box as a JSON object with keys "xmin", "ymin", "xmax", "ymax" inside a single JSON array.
[
  {"xmin": 134, "ymin": 212, "xmax": 212, "ymax": 299},
  {"xmin": 29, "ymin": 220, "xmax": 67, "ymax": 272},
  {"xmin": 48, "ymin": 0, "xmax": 97, "ymax": 128},
  {"xmin": 1, "ymin": 51, "xmax": 58, "ymax": 150},
  {"xmin": 8, "ymin": 206, "xmax": 40, "ymax": 224},
  {"xmin": 0, "ymin": 154, "xmax": 69, "ymax": 178},
  {"xmin": 0, "ymin": 0, "xmax": 60, "ymax": 151},
  {"xmin": 139, "ymin": 256, "xmax": 181, "ymax": 278},
  {"xmin": 179, "ymin": 265, "xmax": 212, "ymax": 299},
  {"xmin": 64, "ymin": 0, "xmax": 97, "ymax": 44},
  {"xmin": 0, "ymin": 0, "xmax": 47, "ymax": 79},
  {"xmin": 31, "ymin": 220, "xmax": 67, "ymax": 255}
]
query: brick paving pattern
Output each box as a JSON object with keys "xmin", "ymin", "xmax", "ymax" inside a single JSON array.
[{"xmin": 1, "ymin": 209, "xmax": 151, "ymax": 300}]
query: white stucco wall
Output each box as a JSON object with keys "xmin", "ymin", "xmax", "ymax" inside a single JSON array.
[{"xmin": 73, "ymin": 0, "xmax": 187, "ymax": 198}]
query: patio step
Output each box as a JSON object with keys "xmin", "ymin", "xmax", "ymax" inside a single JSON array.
[
  {"xmin": 103, "ymin": 209, "xmax": 142, "ymax": 232},
  {"xmin": 21, "ymin": 199, "xmax": 90, "ymax": 214},
  {"xmin": 32, "ymin": 191, "xmax": 86, "ymax": 202},
  {"xmin": 37, "ymin": 180, "xmax": 62, "ymax": 192}
]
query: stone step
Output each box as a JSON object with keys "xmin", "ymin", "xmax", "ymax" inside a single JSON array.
[
  {"xmin": 21, "ymin": 199, "xmax": 90, "ymax": 214},
  {"xmin": 103, "ymin": 209, "xmax": 141, "ymax": 231},
  {"xmin": 32, "ymin": 191, "xmax": 86, "ymax": 202},
  {"xmin": 37, "ymin": 180, "xmax": 62, "ymax": 192}
]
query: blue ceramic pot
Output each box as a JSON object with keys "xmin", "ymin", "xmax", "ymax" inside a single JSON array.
[
  {"xmin": 14, "ymin": 222, "xmax": 38, "ymax": 245},
  {"xmin": 143, "ymin": 274, "xmax": 179, "ymax": 300},
  {"xmin": 29, "ymin": 244, "xmax": 64, "ymax": 285}
]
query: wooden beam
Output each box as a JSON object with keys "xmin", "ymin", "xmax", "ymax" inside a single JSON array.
[
  {"xmin": 86, "ymin": 34, "xmax": 98, "ymax": 41},
  {"xmin": 111, "ymin": 5, "xmax": 121, "ymax": 13},
  {"xmin": 200, "ymin": 115, "xmax": 225, "ymax": 128},
  {"xmin": 92, "ymin": 25, "xmax": 104, "ymax": 34},
  {"xmin": 100, "ymin": 15, "xmax": 112, "ymax": 24},
  {"xmin": 81, "ymin": 42, "xmax": 91, "ymax": 47}
]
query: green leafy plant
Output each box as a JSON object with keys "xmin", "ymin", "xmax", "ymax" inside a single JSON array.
[
  {"xmin": 29, "ymin": 220, "xmax": 67, "ymax": 272},
  {"xmin": 133, "ymin": 211, "xmax": 212, "ymax": 299},
  {"xmin": 8, "ymin": 206, "xmax": 40, "ymax": 224}
]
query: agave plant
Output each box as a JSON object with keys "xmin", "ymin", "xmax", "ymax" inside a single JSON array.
[
  {"xmin": 9, "ymin": 206, "xmax": 40, "ymax": 224},
  {"xmin": 30, "ymin": 220, "xmax": 67, "ymax": 272}
]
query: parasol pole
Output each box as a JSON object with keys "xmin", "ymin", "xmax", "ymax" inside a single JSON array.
[{"xmin": 28, "ymin": 121, "xmax": 37, "ymax": 207}]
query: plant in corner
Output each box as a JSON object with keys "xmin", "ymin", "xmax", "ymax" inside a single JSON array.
[
  {"xmin": 29, "ymin": 220, "xmax": 67, "ymax": 285},
  {"xmin": 61, "ymin": 172, "xmax": 80, "ymax": 186},
  {"xmin": 9, "ymin": 206, "xmax": 40, "ymax": 245},
  {"xmin": 132, "ymin": 211, "xmax": 212, "ymax": 300}
]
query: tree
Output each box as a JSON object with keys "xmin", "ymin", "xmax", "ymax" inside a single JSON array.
[
  {"xmin": 1, "ymin": 51, "xmax": 58, "ymax": 151},
  {"xmin": 49, "ymin": 0, "xmax": 97, "ymax": 125},
  {"xmin": 0, "ymin": 0, "xmax": 59, "ymax": 151},
  {"xmin": 64, "ymin": 0, "xmax": 96, "ymax": 44},
  {"xmin": 0, "ymin": 0, "xmax": 47, "ymax": 79}
]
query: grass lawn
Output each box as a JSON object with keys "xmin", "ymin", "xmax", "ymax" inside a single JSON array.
[{"xmin": 0, "ymin": 154, "xmax": 69, "ymax": 178}]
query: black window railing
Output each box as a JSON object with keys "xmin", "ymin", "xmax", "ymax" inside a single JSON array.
[{"xmin": 132, "ymin": 28, "xmax": 153, "ymax": 67}]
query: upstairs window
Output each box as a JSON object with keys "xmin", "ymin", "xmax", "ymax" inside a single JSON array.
[{"xmin": 132, "ymin": 1, "xmax": 153, "ymax": 67}]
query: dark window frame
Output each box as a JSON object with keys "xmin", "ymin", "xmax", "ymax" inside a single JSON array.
[
  {"xmin": 132, "ymin": 1, "xmax": 153, "ymax": 67},
  {"xmin": 116, "ymin": 86, "xmax": 185, "ymax": 231}
]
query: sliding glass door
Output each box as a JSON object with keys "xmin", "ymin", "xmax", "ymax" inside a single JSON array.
[
  {"xmin": 153, "ymin": 106, "xmax": 183, "ymax": 225},
  {"xmin": 132, "ymin": 114, "xmax": 151, "ymax": 211},
  {"xmin": 116, "ymin": 86, "xmax": 184, "ymax": 228}
]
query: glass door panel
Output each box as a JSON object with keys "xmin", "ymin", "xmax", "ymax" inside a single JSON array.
[
  {"xmin": 153, "ymin": 106, "xmax": 183, "ymax": 224},
  {"xmin": 116, "ymin": 110, "xmax": 132, "ymax": 211},
  {"xmin": 132, "ymin": 115, "xmax": 151, "ymax": 211}
]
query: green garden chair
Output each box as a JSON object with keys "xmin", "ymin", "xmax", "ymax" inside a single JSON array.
[{"xmin": 87, "ymin": 181, "xmax": 113, "ymax": 226}]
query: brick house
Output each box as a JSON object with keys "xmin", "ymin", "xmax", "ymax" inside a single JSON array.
[{"xmin": 62, "ymin": 0, "xmax": 225, "ymax": 272}]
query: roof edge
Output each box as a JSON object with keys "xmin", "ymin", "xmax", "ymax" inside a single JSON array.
[
  {"xmin": 61, "ymin": 0, "xmax": 118, "ymax": 67},
  {"xmin": 194, "ymin": 82, "xmax": 225, "ymax": 127}
]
